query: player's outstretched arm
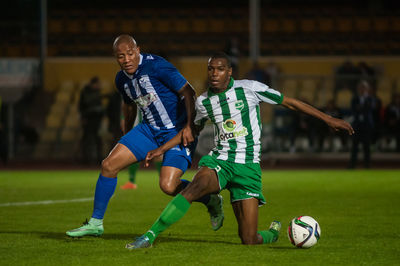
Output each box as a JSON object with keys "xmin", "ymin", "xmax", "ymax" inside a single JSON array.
[
  {"xmin": 178, "ymin": 82, "xmax": 196, "ymax": 146},
  {"xmin": 144, "ymin": 130, "xmax": 184, "ymax": 167},
  {"xmin": 281, "ymin": 96, "xmax": 355, "ymax": 135},
  {"xmin": 144, "ymin": 123, "xmax": 204, "ymax": 167}
]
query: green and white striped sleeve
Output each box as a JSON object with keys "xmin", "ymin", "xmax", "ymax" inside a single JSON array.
[{"xmin": 252, "ymin": 81, "xmax": 283, "ymax": 104}]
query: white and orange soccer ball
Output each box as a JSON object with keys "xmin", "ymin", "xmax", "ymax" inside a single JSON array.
[{"xmin": 288, "ymin": 216, "xmax": 321, "ymax": 248}]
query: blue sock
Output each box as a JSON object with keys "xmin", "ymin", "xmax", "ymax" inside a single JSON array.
[
  {"xmin": 92, "ymin": 174, "xmax": 117, "ymax": 219},
  {"xmin": 181, "ymin": 179, "xmax": 211, "ymax": 205}
]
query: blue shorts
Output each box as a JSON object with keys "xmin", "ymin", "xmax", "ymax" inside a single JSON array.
[{"xmin": 118, "ymin": 123, "xmax": 196, "ymax": 173}]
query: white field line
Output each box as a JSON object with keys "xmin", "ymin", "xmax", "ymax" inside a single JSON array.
[{"xmin": 0, "ymin": 197, "xmax": 92, "ymax": 207}]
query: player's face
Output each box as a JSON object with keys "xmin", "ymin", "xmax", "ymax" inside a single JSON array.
[
  {"xmin": 207, "ymin": 58, "xmax": 232, "ymax": 92},
  {"xmin": 115, "ymin": 43, "xmax": 140, "ymax": 75}
]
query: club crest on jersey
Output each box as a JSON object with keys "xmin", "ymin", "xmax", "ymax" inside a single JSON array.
[
  {"xmin": 220, "ymin": 119, "xmax": 248, "ymax": 141},
  {"xmin": 235, "ymin": 100, "xmax": 244, "ymax": 111},
  {"xmin": 138, "ymin": 76, "xmax": 149, "ymax": 88}
]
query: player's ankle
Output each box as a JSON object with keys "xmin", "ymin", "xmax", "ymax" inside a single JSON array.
[
  {"xmin": 144, "ymin": 230, "xmax": 156, "ymax": 244},
  {"xmin": 89, "ymin": 217, "xmax": 103, "ymax": 226}
]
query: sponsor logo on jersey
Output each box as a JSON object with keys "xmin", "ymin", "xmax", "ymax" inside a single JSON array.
[
  {"xmin": 134, "ymin": 92, "xmax": 157, "ymax": 108},
  {"xmin": 219, "ymin": 119, "xmax": 248, "ymax": 141},
  {"xmin": 235, "ymin": 100, "xmax": 244, "ymax": 111},
  {"xmin": 222, "ymin": 119, "xmax": 236, "ymax": 132},
  {"xmin": 246, "ymin": 192, "xmax": 259, "ymax": 197}
]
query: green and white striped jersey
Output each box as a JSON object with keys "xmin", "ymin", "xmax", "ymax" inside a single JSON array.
[{"xmin": 194, "ymin": 78, "xmax": 283, "ymax": 164}]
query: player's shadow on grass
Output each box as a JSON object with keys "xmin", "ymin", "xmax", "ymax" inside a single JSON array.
[
  {"xmin": 154, "ymin": 236, "xmax": 238, "ymax": 246},
  {"xmin": 1, "ymin": 231, "xmax": 238, "ymax": 245},
  {"xmin": 268, "ymin": 246, "xmax": 299, "ymax": 250},
  {"xmin": 104, "ymin": 233, "xmax": 238, "ymax": 245},
  {"xmin": 0, "ymin": 231, "xmax": 72, "ymax": 240}
]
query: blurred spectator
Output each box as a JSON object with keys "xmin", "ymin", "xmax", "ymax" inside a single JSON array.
[
  {"xmin": 349, "ymin": 81, "xmax": 375, "ymax": 168},
  {"xmin": 79, "ymin": 76, "xmax": 104, "ymax": 164},
  {"xmin": 289, "ymin": 99, "xmax": 318, "ymax": 153},
  {"xmin": 107, "ymin": 91, "xmax": 123, "ymax": 144},
  {"xmin": 16, "ymin": 120, "xmax": 39, "ymax": 153},
  {"xmin": 370, "ymin": 87, "xmax": 383, "ymax": 145},
  {"xmin": 224, "ymin": 37, "xmax": 240, "ymax": 78},
  {"xmin": 316, "ymin": 99, "xmax": 348, "ymax": 151},
  {"xmin": 358, "ymin": 61, "xmax": 376, "ymax": 89},
  {"xmin": 264, "ymin": 61, "xmax": 281, "ymax": 87},
  {"xmin": 334, "ymin": 60, "xmax": 360, "ymax": 94},
  {"xmin": 0, "ymin": 97, "xmax": 7, "ymax": 164},
  {"xmin": 384, "ymin": 93, "xmax": 400, "ymax": 152},
  {"xmin": 245, "ymin": 62, "xmax": 269, "ymax": 84}
]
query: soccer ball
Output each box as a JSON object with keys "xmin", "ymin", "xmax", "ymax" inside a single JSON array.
[{"xmin": 288, "ymin": 216, "xmax": 321, "ymax": 248}]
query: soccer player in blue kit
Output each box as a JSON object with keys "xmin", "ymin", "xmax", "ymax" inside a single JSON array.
[{"xmin": 66, "ymin": 35, "xmax": 224, "ymax": 237}]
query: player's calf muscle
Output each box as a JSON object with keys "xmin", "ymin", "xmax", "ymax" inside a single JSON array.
[
  {"xmin": 240, "ymin": 236, "xmax": 258, "ymax": 245},
  {"xmin": 181, "ymin": 177, "xmax": 217, "ymax": 202},
  {"xmin": 240, "ymin": 232, "xmax": 262, "ymax": 245},
  {"xmin": 180, "ymin": 180, "xmax": 209, "ymax": 202}
]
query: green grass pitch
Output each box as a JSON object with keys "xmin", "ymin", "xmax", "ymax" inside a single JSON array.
[{"xmin": 0, "ymin": 169, "xmax": 399, "ymax": 265}]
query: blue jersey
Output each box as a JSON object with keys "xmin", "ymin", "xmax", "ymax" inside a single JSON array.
[{"xmin": 115, "ymin": 53, "xmax": 187, "ymax": 130}]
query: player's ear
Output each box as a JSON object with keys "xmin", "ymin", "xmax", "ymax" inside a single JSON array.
[
  {"xmin": 228, "ymin": 67, "xmax": 233, "ymax": 77},
  {"xmin": 136, "ymin": 46, "xmax": 141, "ymax": 53}
]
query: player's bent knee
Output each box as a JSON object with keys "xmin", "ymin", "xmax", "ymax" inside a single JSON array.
[
  {"xmin": 101, "ymin": 159, "xmax": 119, "ymax": 177},
  {"xmin": 159, "ymin": 182, "xmax": 178, "ymax": 196}
]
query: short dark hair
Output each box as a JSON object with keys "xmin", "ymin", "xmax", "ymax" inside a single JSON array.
[{"xmin": 209, "ymin": 52, "xmax": 232, "ymax": 68}]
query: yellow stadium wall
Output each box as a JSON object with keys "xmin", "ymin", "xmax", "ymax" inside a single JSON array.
[
  {"xmin": 44, "ymin": 56, "xmax": 400, "ymax": 94},
  {"xmin": 238, "ymin": 56, "xmax": 400, "ymax": 77},
  {"xmin": 44, "ymin": 58, "xmax": 120, "ymax": 92},
  {"xmin": 43, "ymin": 56, "xmax": 400, "ymax": 124}
]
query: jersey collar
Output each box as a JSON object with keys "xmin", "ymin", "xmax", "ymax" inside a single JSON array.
[
  {"xmin": 123, "ymin": 71, "xmax": 133, "ymax": 79},
  {"xmin": 208, "ymin": 77, "xmax": 234, "ymax": 97},
  {"xmin": 138, "ymin": 53, "xmax": 143, "ymax": 66}
]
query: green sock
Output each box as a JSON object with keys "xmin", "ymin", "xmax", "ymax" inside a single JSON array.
[
  {"xmin": 144, "ymin": 194, "xmax": 191, "ymax": 244},
  {"xmin": 155, "ymin": 161, "xmax": 162, "ymax": 175},
  {"xmin": 258, "ymin": 229, "xmax": 279, "ymax": 244},
  {"xmin": 128, "ymin": 163, "xmax": 139, "ymax": 183}
]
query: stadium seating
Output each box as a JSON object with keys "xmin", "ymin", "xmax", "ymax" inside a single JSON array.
[
  {"xmin": 281, "ymin": 79, "xmax": 298, "ymax": 98},
  {"xmin": 335, "ymin": 89, "xmax": 353, "ymax": 109},
  {"xmin": 4, "ymin": 2, "xmax": 400, "ymax": 161},
  {"xmin": 395, "ymin": 79, "xmax": 400, "ymax": 93},
  {"xmin": 315, "ymin": 79, "xmax": 334, "ymax": 108},
  {"xmin": 377, "ymin": 78, "xmax": 394, "ymax": 105},
  {"xmin": 298, "ymin": 79, "xmax": 318, "ymax": 103},
  {"xmin": 4, "ymin": 2, "xmax": 400, "ymax": 57}
]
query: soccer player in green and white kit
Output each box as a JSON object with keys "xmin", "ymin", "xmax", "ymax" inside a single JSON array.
[{"xmin": 126, "ymin": 52, "xmax": 354, "ymax": 249}]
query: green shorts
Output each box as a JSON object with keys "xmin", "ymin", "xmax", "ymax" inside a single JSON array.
[{"xmin": 198, "ymin": 155, "xmax": 266, "ymax": 205}]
